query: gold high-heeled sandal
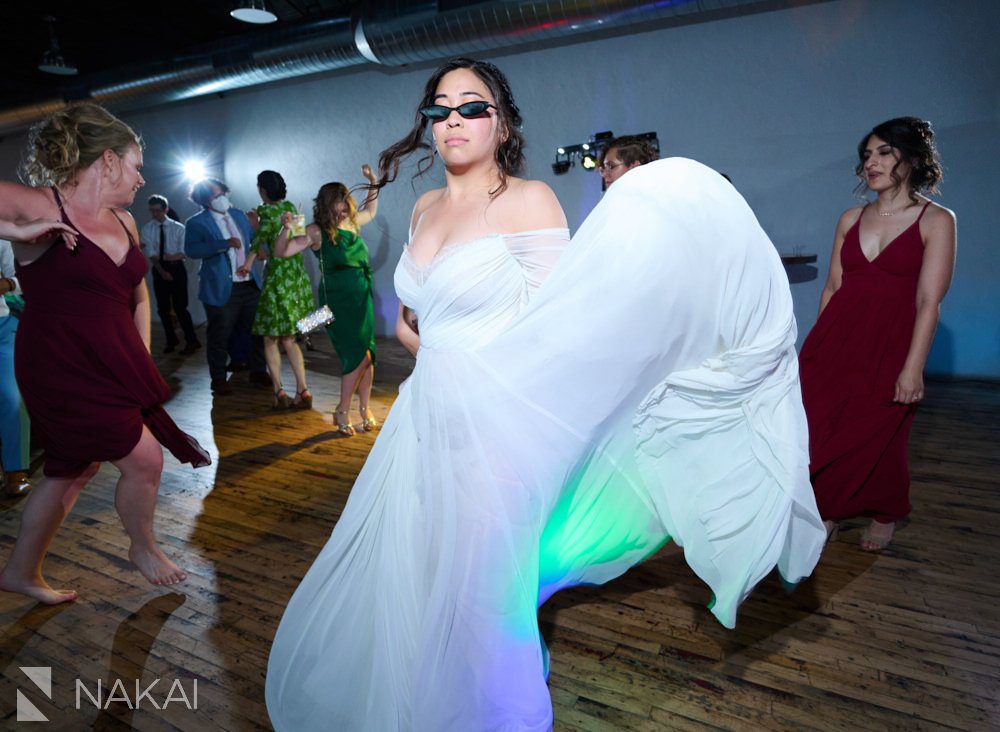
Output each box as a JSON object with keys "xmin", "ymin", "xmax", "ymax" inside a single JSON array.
[
  {"xmin": 359, "ymin": 406, "xmax": 379, "ymax": 432},
  {"xmin": 335, "ymin": 408, "xmax": 355, "ymax": 436},
  {"xmin": 272, "ymin": 388, "xmax": 292, "ymax": 410},
  {"xmin": 294, "ymin": 389, "xmax": 313, "ymax": 410}
]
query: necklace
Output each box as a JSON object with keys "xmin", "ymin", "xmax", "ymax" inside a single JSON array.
[
  {"xmin": 875, "ymin": 199, "xmax": 916, "ymax": 217},
  {"xmin": 876, "ymin": 204, "xmax": 908, "ymax": 217}
]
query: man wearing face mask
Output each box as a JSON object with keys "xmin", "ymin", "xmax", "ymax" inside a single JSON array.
[{"xmin": 184, "ymin": 178, "xmax": 268, "ymax": 395}]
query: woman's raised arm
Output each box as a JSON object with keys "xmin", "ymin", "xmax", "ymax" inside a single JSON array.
[
  {"xmin": 275, "ymin": 215, "xmax": 321, "ymax": 258},
  {"xmin": 355, "ymin": 164, "xmax": 380, "ymax": 227},
  {"xmin": 0, "ymin": 182, "xmax": 77, "ymax": 248}
]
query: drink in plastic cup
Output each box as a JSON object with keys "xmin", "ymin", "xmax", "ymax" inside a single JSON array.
[{"xmin": 291, "ymin": 214, "xmax": 307, "ymax": 237}]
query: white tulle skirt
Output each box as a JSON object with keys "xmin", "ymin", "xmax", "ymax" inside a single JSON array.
[{"xmin": 266, "ymin": 158, "xmax": 826, "ymax": 731}]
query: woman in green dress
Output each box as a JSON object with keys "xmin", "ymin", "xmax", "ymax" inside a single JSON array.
[
  {"xmin": 275, "ymin": 165, "xmax": 379, "ymax": 435},
  {"xmin": 240, "ymin": 170, "xmax": 315, "ymax": 409}
]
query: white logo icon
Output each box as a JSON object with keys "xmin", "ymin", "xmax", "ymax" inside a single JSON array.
[{"xmin": 17, "ymin": 666, "xmax": 52, "ymax": 722}]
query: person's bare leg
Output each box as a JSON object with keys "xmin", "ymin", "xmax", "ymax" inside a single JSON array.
[
  {"xmin": 0, "ymin": 463, "xmax": 99, "ymax": 604},
  {"xmin": 263, "ymin": 336, "xmax": 285, "ymax": 393},
  {"xmin": 356, "ymin": 352, "xmax": 377, "ymax": 430},
  {"xmin": 111, "ymin": 427, "xmax": 185, "ymax": 586},
  {"xmin": 282, "ymin": 336, "xmax": 309, "ymax": 398},
  {"xmin": 335, "ymin": 355, "xmax": 370, "ymax": 435},
  {"xmin": 337, "ymin": 353, "xmax": 371, "ymax": 414}
]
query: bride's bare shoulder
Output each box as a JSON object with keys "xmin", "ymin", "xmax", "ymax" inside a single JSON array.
[
  {"xmin": 503, "ymin": 178, "xmax": 567, "ymax": 230},
  {"xmin": 410, "ymin": 187, "xmax": 446, "ymax": 235}
]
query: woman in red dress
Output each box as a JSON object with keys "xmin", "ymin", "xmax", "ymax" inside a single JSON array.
[
  {"xmin": 0, "ymin": 104, "xmax": 210, "ymax": 604},
  {"xmin": 799, "ymin": 117, "xmax": 956, "ymax": 551}
]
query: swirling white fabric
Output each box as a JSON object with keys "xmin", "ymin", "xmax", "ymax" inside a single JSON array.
[{"xmin": 266, "ymin": 158, "xmax": 825, "ymax": 731}]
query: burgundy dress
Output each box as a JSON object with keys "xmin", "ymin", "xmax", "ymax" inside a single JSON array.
[
  {"xmin": 14, "ymin": 191, "xmax": 210, "ymax": 478},
  {"xmin": 799, "ymin": 202, "xmax": 930, "ymax": 522}
]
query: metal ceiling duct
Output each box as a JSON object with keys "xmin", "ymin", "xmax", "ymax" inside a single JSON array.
[
  {"xmin": 0, "ymin": 0, "xmax": 778, "ymax": 136},
  {"xmin": 89, "ymin": 17, "xmax": 358, "ymax": 109},
  {"xmin": 357, "ymin": 0, "xmax": 772, "ymax": 66},
  {"xmin": 0, "ymin": 17, "xmax": 360, "ymax": 136}
]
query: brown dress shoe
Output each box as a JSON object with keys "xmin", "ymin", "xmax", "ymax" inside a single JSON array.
[
  {"xmin": 4, "ymin": 471, "xmax": 31, "ymax": 497},
  {"xmin": 211, "ymin": 378, "xmax": 233, "ymax": 395}
]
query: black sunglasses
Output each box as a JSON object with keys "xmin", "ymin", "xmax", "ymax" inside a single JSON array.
[{"xmin": 418, "ymin": 101, "xmax": 496, "ymax": 121}]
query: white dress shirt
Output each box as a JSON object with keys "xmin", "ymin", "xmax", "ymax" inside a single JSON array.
[
  {"xmin": 209, "ymin": 209, "xmax": 251, "ymax": 283},
  {"xmin": 140, "ymin": 217, "xmax": 186, "ymax": 261},
  {"xmin": 0, "ymin": 239, "xmax": 21, "ymax": 319}
]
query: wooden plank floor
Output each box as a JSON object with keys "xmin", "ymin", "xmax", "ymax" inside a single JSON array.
[{"xmin": 1, "ymin": 331, "xmax": 997, "ymax": 731}]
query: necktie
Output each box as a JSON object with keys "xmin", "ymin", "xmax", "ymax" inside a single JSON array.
[
  {"xmin": 159, "ymin": 223, "xmax": 165, "ymax": 262},
  {"xmin": 224, "ymin": 213, "xmax": 246, "ymax": 268}
]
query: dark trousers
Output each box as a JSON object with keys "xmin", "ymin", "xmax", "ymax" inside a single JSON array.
[
  {"xmin": 229, "ymin": 324, "xmax": 252, "ymax": 364},
  {"xmin": 153, "ymin": 261, "xmax": 198, "ymax": 347},
  {"xmin": 204, "ymin": 282, "xmax": 266, "ymax": 381}
]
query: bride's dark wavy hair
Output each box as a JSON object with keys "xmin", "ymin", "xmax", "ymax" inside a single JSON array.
[
  {"xmin": 366, "ymin": 57, "xmax": 525, "ymax": 202},
  {"xmin": 854, "ymin": 116, "xmax": 943, "ymax": 204}
]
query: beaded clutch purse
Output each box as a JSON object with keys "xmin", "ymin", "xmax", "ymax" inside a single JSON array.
[{"xmin": 296, "ymin": 304, "xmax": 334, "ymax": 334}]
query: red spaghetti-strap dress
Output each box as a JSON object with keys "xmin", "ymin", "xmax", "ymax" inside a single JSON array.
[
  {"xmin": 799, "ymin": 202, "xmax": 930, "ymax": 522},
  {"xmin": 13, "ymin": 190, "xmax": 210, "ymax": 478}
]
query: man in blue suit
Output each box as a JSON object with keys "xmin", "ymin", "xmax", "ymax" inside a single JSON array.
[{"xmin": 184, "ymin": 178, "xmax": 268, "ymax": 395}]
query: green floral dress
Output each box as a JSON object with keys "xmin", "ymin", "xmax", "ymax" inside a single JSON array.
[
  {"xmin": 315, "ymin": 228, "xmax": 376, "ymax": 373},
  {"xmin": 251, "ymin": 200, "xmax": 316, "ymax": 336}
]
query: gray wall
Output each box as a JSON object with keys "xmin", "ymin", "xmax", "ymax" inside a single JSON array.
[{"xmin": 3, "ymin": 0, "xmax": 997, "ymax": 376}]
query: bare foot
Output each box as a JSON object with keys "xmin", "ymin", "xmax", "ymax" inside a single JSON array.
[
  {"xmin": 823, "ymin": 519, "xmax": 839, "ymax": 543},
  {"xmin": 0, "ymin": 571, "xmax": 78, "ymax": 604},
  {"xmin": 128, "ymin": 546, "xmax": 188, "ymax": 586},
  {"xmin": 860, "ymin": 520, "xmax": 895, "ymax": 552}
]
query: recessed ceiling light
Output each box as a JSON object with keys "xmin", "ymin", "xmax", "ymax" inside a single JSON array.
[
  {"xmin": 38, "ymin": 16, "xmax": 78, "ymax": 76},
  {"xmin": 231, "ymin": 1, "xmax": 278, "ymax": 24}
]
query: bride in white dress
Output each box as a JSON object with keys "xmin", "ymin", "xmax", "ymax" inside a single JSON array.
[{"xmin": 266, "ymin": 58, "xmax": 826, "ymax": 731}]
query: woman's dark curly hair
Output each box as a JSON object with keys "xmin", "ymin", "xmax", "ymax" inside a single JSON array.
[
  {"xmin": 367, "ymin": 57, "xmax": 525, "ymax": 202},
  {"xmin": 257, "ymin": 170, "xmax": 287, "ymax": 202},
  {"xmin": 855, "ymin": 116, "xmax": 943, "ymax": 203},
  {"xmin": 313, "ymin": 182, "xmax": 358, "ymax": 241}
]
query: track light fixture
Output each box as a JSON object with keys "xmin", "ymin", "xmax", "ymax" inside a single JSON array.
[
  {"xmin": 551, "ymin": 130, "xmax": 660, "ymax": 176},
  {"xmin": 550, "ymin": 142, "xmax": 588, "ymax": 176}
]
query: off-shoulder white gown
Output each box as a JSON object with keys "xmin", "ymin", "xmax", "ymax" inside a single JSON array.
[{"xmin": 266, "ymin": 158, "xmax": 826, "ymax": 731}]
